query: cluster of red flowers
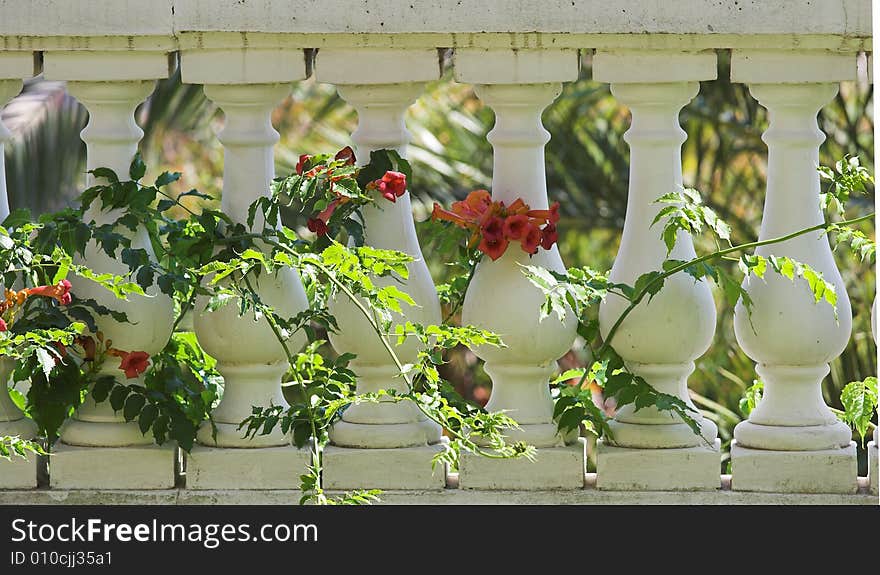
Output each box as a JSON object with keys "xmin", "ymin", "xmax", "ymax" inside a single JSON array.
[
  {"xmin": 301, "ymin": 147, "xmax": 409, "ymax": 237},
  {"xmin": 0, "ymin": 280, "xmax": 73, "ymax": 332},
  {"xmin": 431, "ymin": 190, "xmax": 560, "ymax": 260}
]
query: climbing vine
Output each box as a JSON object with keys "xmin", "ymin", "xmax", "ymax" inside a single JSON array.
[{"xmin": 2, "ymin": 151, "xmax": 876, "ymax": 503}]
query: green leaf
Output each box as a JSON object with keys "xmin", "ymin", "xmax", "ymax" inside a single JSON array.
[
  {"xmin": 138, "ymin": 404, "xmax": 159, "ymax": 434},
  {"xmin": 839, "ymin": 377, "xmax": 878, "ymax": 445},
  {"xmin": 109, "ymin": 385, "xmax": 131, "ymax": 412},
  {"xmin": 123, "ymin": 393, "xmax": 146, "ymax": 422},
  {"xmin": 155, "ymin": 171, "xmax": 181, "ymax": 188},
  {"xmin": 129, "ymin": 153, "xmax": 146, "ymax": 181}
]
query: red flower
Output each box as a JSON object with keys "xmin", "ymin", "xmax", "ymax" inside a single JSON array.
[
  {"xmin": 295, "ymin": 154, "xmax": 311, "ymax": 175},
  {"xmin": 478, "ymin": 235, "xmax": 509, "ymax": 261},
  {"xmin": 0, "ymin": 318, "xmax": 7, "ymax": 332},
  {"xmin": 334, "ymin": 146, "xmax": 356, "ymax": 165},
  {"xmin": 307, "ymin": 218, "xmax": 329, "ymax": 236},
  {"xmin": 521, "ymin": 224, "xmax": 543, "ymax": 254},
  {"xmin": 541, "ymin": 223, "xmax": 559, "ymax": 250},
  {"xmin": 376, "ymin": 171, "xmax": 407, "ymax": 201},
  {"xmin": 502, "ymin": 214, "xmax": 531, "ymax": 240},
  {"xmin": 118, "ymin": 351, "xmax": 150, "ymax": 379},
  {"xmin": 481, "ymin": 216, "xmax": 505, "ymax": 243},
  {"xmin": 26, "ymin": 279, "xmax": 72, "ymax": 305}
]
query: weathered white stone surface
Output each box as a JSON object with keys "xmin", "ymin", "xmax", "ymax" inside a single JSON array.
[
  {"xmin": 0, "ymin": 0, "xmax": 175, "ymax": 37},
  {"xmin": 730, "ymin": 440, "xmax": 858, "ymax": 494},
  {"xmin": 0, "ymin": 2, "xmax": 870, "ymax": 52},
  {"xmin": 181, "ymin": 48, "xmax": 307, "ymax": 84},
  {"xmin": 50, "ymin": 444, "xmax": 177, "ymax": 490},
  {"xmin": 186, "ymin": 446, "xmax": 311, "ymax": 490},
  {"xmin": 459, "ymin": 440, "xmax": 585, "ymax": 490},
  {"xmin": 454, "ymin": 48, "xmax": 578, "ymax": 84},
  {"xmin": 2, "ymin": 474, "xmax": 875, "ymax": 505},
  {"xmin": 172, "ymin": 1, "xmax": 871, "ymax": 36},
  {"xmin": 0, "ymin": 456, "xmax": 38, "ymax": 489},
  {"xmin": 323, "ymin": 444, "xmax": 447, "ymax": 490},
  {"xmin": 0, "ymin": 52, "xmax": 34, "ymax": 78},
  {"xmin": 596, "ymin": 439, "xmax": 721, "ymax": 491}
]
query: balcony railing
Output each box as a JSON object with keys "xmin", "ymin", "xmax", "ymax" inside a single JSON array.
[{"xmin": 0, "ymin": 1, "xmax": 877, "ymax": 504}]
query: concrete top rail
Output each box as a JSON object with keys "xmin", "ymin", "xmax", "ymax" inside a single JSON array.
[{"xmin": 0, "ymin": 0, "xmax": 872, "ymax": 51}]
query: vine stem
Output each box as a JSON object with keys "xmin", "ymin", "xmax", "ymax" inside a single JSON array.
[
  {"xmin": 301, "ymin": 258, "xmax": 512, "ymax": 459},
  {"xmin": 442, "ymin": 257, "xmax": 478, "ymax": 324},
  {"xmin": 598, "ymin": 212, "xmax": 874, "ymax": 357},
  {"xmin": 240, "ymin": 271, "xmax": 326, "ymax": 501},
  {"xmin": 570, "ymin": 212, "xmax": 875, "ymax": 412},
  {"xmin": 263, "ymin": 243, "xmax": 518, "ymax": 460}
]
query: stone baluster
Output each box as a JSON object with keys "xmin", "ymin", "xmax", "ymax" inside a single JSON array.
[
  {"xmin": 730, "ymin": 50, "xmax": 858, "ymax": 494},
  {"xmin": 40, "ymin": 51, "xmax": 177, "ymax": 489},
  {"xmin": 180, "ymin": 49, "xmax": 312, "ymax": 489},
  {"xmin": 593, "ymin": 51, "xmax": 721, "ymax": 491},
  {"xmin": 454, "ymin": 49, "xmax": 584, "ymax": 490},
  {"xmin": 0, "ymin": 53, "xmax": 38, "ymax": 489},
  {"xmin": 314, "ymin": 49, "xmax": 447, "ymax": 490}
]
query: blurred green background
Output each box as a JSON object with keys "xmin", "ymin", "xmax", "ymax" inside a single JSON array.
[{"xmin": 3, "ymin": 50, "xmax": 875, "ymax": 473}]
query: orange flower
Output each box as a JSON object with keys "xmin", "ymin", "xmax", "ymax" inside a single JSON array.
[
  {"xmin": 541, "ymin": 223, "xmax": 559, "ymax": 250},
  {"xmin": 521, "ymin": 224, "xmax": 543, "ymax": 255},
  {"xmin": 502, "ymin": 214, "xmax": 531, "ymax": 240},
  {"xmin": 526, "ymin": 202, "xmax": 561, "ymax": 225},
  {"xmin": 432, "ymin": 191, "xmax": 560, "ymax": 260},
  {"xmin": 26, "ymin": 280, "xmax": 72, "ymax": 305},
  {"xmin": 478, "ymin": 235, "xmax": 509, "ymax": 261},
  {"xmin": 481, "ymin": 216, "xmax": 505, "ymax": 243},
  {"xmin": 118, "ymin": 351, "xmax": 150, "ymax": 379},
  {"xmin": 375, "ymin": 171, "xmax": 407, "ymax": 202},
  {"xmin": 431, "ymin": 202, "xmax": 471, "ymax": 228}
]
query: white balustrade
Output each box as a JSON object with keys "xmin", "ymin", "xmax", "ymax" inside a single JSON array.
[
  {"xmin": 38, "ymin": 52, "xmax": 178, "ymax": 489},
  {"xmin": 453, "ymin": 49, "xmax": 585, "ymax": 490},
  {"xmin": 315, "ymin": 49, "xmax": 448, "ymax": 490},
  {"xmin": 593, "ymin": 51, "xmax": 721, "ymax": 491},
  {"xmin": 730, "ymin": 51, "xmax": 858, "ymax": 494},
  {"xmin": 0, "ymin": 2, "xmax": 875, "ymax": 502},
  {"xmin": 180, "ymin": 50, "xmax": 313, "ymax": 489}
]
